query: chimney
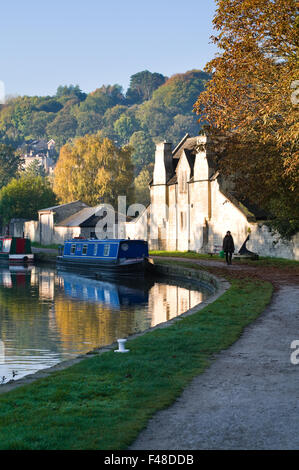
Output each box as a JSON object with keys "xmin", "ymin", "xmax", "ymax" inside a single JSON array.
[{"xmin": 153, "ymin": 141, "xmax": 173, "ymax": 185}]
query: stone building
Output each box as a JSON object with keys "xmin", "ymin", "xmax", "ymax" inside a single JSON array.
[
  {"xmin": 125, "ymin": 134, "xmax": 299, "ymax": 260},
  {"xmin": 24, "ymin": 201, "xmax": 129, "ymax": 245},
  {"xmin": 19, "ymin": 139, "xmax": 56, "ymax": 175}
]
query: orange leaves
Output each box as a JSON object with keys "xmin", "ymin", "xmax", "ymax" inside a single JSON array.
[{"xmin": 193, "ymin": 0, "xmax": 298, "ymax": 235}]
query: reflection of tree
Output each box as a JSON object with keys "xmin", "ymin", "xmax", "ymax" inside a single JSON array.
[
  {"xmin": 53, "ymin": 294, "xmax": 143, "ymax": 351},
  {"xmin": 0, "ymin": 272, "xmax": 57, "ymax": 353}
]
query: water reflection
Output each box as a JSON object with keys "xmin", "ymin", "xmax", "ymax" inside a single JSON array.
[{"xmin": 0, "ymin": 266, "xmax": 211, "ymax": 383}]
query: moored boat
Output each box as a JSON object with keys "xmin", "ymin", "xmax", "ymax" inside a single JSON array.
[
  {"xmin": 57, "ymin": 238, "xmax": 153, "ymax": 276},
  {"xmin": 0, "ymin": 237, "xmax": 34, "ymax": 264}
]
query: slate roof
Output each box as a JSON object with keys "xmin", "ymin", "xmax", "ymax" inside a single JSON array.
[
  {"xmin": 57, "ymin": 207, "xmax": 133, "ymax": 228},
  {"xmin": 56, "ymin": 207, "xmax": 98, "ymax": 227},
  {"xmin": 38, "ymin": 201, "xmax": 90, "ymax": 224}
]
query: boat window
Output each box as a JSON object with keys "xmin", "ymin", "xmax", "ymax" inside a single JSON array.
[
  {"xmin": 121, "ymin": 243, "xmax": 129, "ymax": 252},
  {"xmin": 94, "ymin": 244, "xmax": 97, "ymax": 256},
  {"xmin": 103, "ymin": 244, "xmax": 110, "ymax": 256},
  {"xmin": 71, "ymin": 244, "xmax": 76, "ymax": 254},
  {"xmin": 82, "ymin": 244, "xmax": 88, "ymax": 255},
  {"xmin": 3, "ymin": 239, "xmax": 11, "ymax": 253}
]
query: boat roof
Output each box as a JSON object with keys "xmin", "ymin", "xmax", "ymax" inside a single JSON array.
[{"xmin": 65, "ymin": 238, "xmax": 146, "ymax": 243}]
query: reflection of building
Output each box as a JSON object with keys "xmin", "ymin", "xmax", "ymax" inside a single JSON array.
[
  {"xmin": 39, "ymin": 271, "xmax": 55, "ymax": 300},
  {"xmin": 148, "ymin": 283, "xmax": 203, "ymax": 327},
  {"xmin": 0, "ymin": 340, "xmax": 5, "ymax": 364}
]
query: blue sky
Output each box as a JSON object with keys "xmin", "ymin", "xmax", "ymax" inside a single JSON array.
[{"xmin": 0, "ymin": 0, "xmax": 217, "ymax": 97}]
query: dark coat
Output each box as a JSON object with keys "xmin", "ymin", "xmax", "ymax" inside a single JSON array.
[{"xmin": 223, "ymin": 234, "xmax": 235, "ymax": 252}]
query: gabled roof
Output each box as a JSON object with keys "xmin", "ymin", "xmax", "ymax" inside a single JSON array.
[
  {"xmin": 56, "ymin": 207, "xmax": 97, "ymax": 227},
  {"xmin": 57, "ymin": 206, "xmax": 133, "ymax": 228},
  {"xmin": 172, "ymin": 136, "xmax": 199, "ymax": 161},
  {"xmin": 39, "ymin": 200, "xmax": 88, "ymax": 213},
  {"xmin": 166, "ymin": 148, "xmax": 195, "ymax": 185},
  {"xmin": 39, "ymin": 201, "xmax": 90, "ymax": 225}
]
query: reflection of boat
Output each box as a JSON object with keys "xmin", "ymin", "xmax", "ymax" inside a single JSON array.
[
  {"xmin": 0, "ymin": 237, "xmax": 34, "ymax": 264},
  {"xmin": 57, "ymin": 239, "xmax": 153, "ymax": 276},
  {"xmin": 0, "ymin": 267, "xmax": 32, "ymax": 289},
  {"xmin": 59, "ymin": 271, "xmax": 151, "ymax": 308}
]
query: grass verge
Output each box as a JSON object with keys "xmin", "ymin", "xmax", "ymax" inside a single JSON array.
[
  {"xmin": 0, "ymin": 263, "xmax": 273, "ymax": 450},
  {"xmin": 150, "ymin": 250, "xmax": 299, "ymax": 267},
  {"xmin": 31, "ymin": 242, "xmax": 60, "ymax": 250}
]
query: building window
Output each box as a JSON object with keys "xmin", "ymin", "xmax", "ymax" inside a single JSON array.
[
  {"xmin": 179, "ymin": 171, "xmax": 187, "ymax": 193},
  {"xmin": 82, "ymin": 244, "xmax": 88, "ymax": 255},
  {"xmin": 180, "ymin": 212, "xmax": 187, "ymax": 230},
  {"xmin": 71, "ymin": 244, "xmax": 76, "ymax": 255}
]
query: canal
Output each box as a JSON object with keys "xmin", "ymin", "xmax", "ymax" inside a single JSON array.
[{"xmin": 0, "ymin": 265, "xmax": 211, "ymax": 384}]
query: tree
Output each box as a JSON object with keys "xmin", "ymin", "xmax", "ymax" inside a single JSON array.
[
  {"xmin": 0, "ymin": 175, "xmax": 57, "ymax": 224},
  {"xmin": 46, "ymin": 111, "xmax": 78, "ymax": 147},
  {"xmin": 114, "ymin": 115, "xmax": 139, "ymax": 145},
  {"xmin": 53, "ymin": 135, "xmax": 134, "ymax": 207},
  {"xmin": 0, "ymin": 144, "xmax": 22, "ymax": 189},
  {"xmin": 75, "ymin": 111, "xmax": 103, "ymax": 137},
  {"xmin": 194, "ymin": 0, "xmax": 298, "ymax": 238},
  {"xmin": 152, "ymin": 70, "xmax": 210, "ymax": 115},
  {"xmin": 23, "ymin": 160, "xmax": 46, "ymax": 178},
  {"xmin": 136, "ymin": 70, "xmax": 210, "ymax": 140},
  {"xmin": 129, "ymin": 131, "xmax": 155, "ymax": 174},
  {"xmin": 56, "ymin": 85, "xmax": 86, "ymax": 102},
  {"xmin": 133, "ymin": 165, "xmax": 153, "ymax": 206},
  {"xmin": 126, "ymin": 70, "xmax": 167, "ymax": 104},
  {"xmin": 25, "ymin": 111, "xmax": 56, "ymax": 139},
  {"xmin": 78, "ymin": 85, "xmax": 125, "ymax": 115},
  {"xmin": 166, "ymin": 114, "xmax": 200, "ymax": 144}
]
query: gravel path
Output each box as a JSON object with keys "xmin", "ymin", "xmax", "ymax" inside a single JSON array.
[{"xmin": 130, "ymin": 267, "xmax": 299, "ymax": 450}]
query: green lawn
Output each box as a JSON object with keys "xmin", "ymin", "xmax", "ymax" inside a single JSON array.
[
  {"xmin": 0, "ymin": 260, "xmax": 273, "ymax": 450},
  {"xmin": 31, "ymin": 242, "xmax": 60, "ymax": 250},
  {"xmin": 150, "ymin": 250, "xmax": 299, "ymax": 267}
]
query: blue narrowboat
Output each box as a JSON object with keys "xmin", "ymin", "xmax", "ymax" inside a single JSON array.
[{"xmin": 57, "ymin": 239, "xmax": 153, "ymax": 276}]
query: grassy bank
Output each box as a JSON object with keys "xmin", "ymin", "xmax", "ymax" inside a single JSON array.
[
  {"xmin": 31, "ymin": 242, "xmax": 60, "ymax": 250},
  {"xmin": 150, "ymin": 250, "xmax": 299, "ymax": 267},
  {"xmin": 0, "ymin": 262, "xmax": 273, "ymax": 450}
]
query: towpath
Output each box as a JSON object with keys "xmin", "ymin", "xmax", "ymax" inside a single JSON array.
[{"xmin": 130, "ymin": 256, "xmax": 299, "ymax": 450}]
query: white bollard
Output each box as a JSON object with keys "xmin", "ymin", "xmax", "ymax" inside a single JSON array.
[{"xmin": 114, "ymin": 338, "xmax": 129, "ymax": 353}]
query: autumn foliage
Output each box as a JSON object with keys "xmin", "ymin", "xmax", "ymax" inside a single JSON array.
[
  {"xmin": 53, "ymin": 136, "xmax": 134, "ymax": 207},
  {"xmin": 194, "ymin": 0, "xmax": 298, "ymax": 237}
]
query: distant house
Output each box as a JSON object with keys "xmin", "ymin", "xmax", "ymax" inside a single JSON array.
[
  {"xmin": 24, "ymin": 201, "xmax": 130, "ymax": 245},
  {"xmin": 19, "ymin": 139, "xmax": 56, "ymax": 175}
]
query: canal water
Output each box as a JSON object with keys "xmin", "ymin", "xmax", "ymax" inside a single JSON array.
[{"xmin": 0, "ymin": 266, "xmax": 211, "ymax": 384}]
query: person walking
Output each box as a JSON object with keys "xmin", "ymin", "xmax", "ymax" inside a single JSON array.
[{"xmin": 223, "ymin": 231, "xmax": 235, "ymax": 265}]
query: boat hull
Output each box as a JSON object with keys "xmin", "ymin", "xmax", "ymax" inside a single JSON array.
[
  {"xmin": 0, "ymin": 254, "xmax": 34, "ymax": 265},
  {"xmin": 57, "ymin": 256, "xmax": 153, "ymax": 277}
]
